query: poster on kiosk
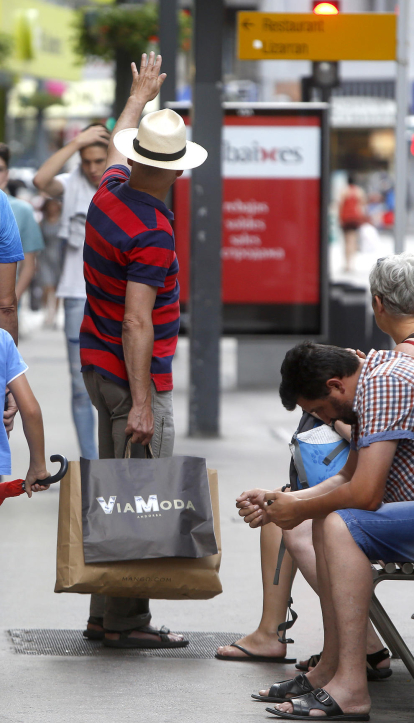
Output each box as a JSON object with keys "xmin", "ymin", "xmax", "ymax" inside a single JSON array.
[{"xmin": 171, "ymin": 103, "xmax": 328, "ymax": 336}]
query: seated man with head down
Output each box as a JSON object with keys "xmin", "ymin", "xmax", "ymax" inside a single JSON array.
[{"xmin": 241, "ymin": 338, "xmax": 414, "ymax": 721}]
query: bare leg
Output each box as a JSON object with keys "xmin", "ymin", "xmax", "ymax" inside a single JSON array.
[
  {"xmin": 217, "ymin": 523, "xmax": 296, "ymax": 659},
  {"xmin": 258, "ymin": 519, "xmax": 337, "ymax": 697},
  {"xmin": 43, "ymin": 286, "xmax": 58, "ymax": 326},
  {"xmin": 344, "ymin": 229, "xmax": 358, "ymax": 272},
  {"xmin": 284, "ymin": 520, "xmax": 318, "ymax": 592},
  {"xmin": 285, "ymin": 519, "xmax": 388, "ymax": 672},
  {"xmin": 274, "ymin": 513, "xmax": 371, "ymax": 717}
]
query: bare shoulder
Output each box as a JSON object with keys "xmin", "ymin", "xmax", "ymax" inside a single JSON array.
[{"xmin": 394, "ymin": 342, "xmax": 414, "ymax": 358}]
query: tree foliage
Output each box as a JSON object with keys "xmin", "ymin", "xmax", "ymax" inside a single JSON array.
[
  {"xmin": 72, "ymin": 3, "xmax": 191, "ymax": 63},
  {"xmin": 0, "ymin": 32, "xmax": 14, "ymax": 67},
  {"xmin": 19, "ymin": 92, "xmax": 64, "ymax": 112}
]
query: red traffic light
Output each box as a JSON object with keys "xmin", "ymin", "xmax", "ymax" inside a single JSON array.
[{"xmin": 313, "ymin": 2, "xmax": 340, "ymax": 14}]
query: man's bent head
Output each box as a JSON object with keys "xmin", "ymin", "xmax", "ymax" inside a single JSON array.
[{"xmin": 279, "ymin": 341, "xmax": 362, "ymax": 426}]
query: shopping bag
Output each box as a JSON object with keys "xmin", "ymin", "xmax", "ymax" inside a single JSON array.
[
  {"xmin": 55, "ymin": 461, "xmax": 222, "ymax": 600},
  {"xmin": 81, "ymin": 455, "xmax": 218, "ymax": 563}
]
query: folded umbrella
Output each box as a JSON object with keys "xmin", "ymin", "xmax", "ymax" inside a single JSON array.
[
  {"xmin": 0, "ymin": 479, "xmax": 24, "ymax": 505},
  {"xmin": 0, "ymin": 455, "xmax": 68, "ymax": 506}
]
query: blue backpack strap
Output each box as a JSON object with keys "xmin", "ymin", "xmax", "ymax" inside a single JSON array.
[
  {"xmin": 289, "ymin": 413, "xmax": 321, "ymax": 491},
  {"xmin": 323, "ymin": 439, "xmax": 349, "ymax": 465},
  {"xmin": 291, "ymin": 436, "xmax": 309, "ymax": 489}
]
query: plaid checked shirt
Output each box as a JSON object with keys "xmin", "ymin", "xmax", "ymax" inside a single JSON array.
[{"xmin": 351, "ymin": 349, "xmax": 414, "ymax": 503}]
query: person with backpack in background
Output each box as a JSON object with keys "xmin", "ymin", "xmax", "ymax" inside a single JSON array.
[{"xmin": 339, "ymin": 174, "xmax": 366, "ymax": 273}]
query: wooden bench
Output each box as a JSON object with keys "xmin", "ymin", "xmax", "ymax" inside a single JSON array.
[{"xmin": 369, "ymin": 563, "xmax": 414, "ymax": 678}]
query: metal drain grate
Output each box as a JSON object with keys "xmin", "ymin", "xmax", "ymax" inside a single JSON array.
[{"xmin": 8, "ymin": 630, "xmax": 244, "ymax": 658}]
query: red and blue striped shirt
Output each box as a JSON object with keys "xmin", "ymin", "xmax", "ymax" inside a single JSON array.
[{"xmin": 80, "ymin": 165, "xmax": 180, "ymax": 391}]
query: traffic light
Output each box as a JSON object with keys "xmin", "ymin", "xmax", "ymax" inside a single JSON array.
[
  {"xmin": 304, "ymin": 1, "xmax": 341, "ymax": 101},
  {"xmin": 312, "ymin": 61, "xmax": 339, "ymax": 89},
  {"xmin": 312, "ymin": 2, "xmax": 340, "ymax": 14}
]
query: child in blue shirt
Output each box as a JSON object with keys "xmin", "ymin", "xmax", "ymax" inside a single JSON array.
[{"xmin": 0, "ymin": 328, "xmax": 49, "ymax": 495}]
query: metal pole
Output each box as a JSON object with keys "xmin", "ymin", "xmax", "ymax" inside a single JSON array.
[
  {"xmin": 394, "ymin": 0, "xmax": 410, "ymax": 254},
  {"xmin": 159, "ymin": 0, "xmax": 177, "ymax": 109},
  {"xmin": 189, "ymin": 0, "xmax": 223, "ymax": 437}
]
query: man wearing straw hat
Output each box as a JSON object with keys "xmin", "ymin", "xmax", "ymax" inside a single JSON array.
[{"xmin": 80, "ymin": 52, "xmax": 207, "ymax": 649}]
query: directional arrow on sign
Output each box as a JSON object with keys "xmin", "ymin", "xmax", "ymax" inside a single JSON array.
[{"xmin": 238, "ymin": 11, "xmax": 396, "ymax": 61}]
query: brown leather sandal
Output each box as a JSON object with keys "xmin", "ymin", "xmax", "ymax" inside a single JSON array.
[{"xmin": 103, "ymin": 625, "xmax": 189, "ymax": 649}]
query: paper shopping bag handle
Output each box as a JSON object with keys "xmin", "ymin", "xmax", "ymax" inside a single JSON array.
[{"xmin": 123, "ymin": 435, "xmax": 154, "ymax": 460}]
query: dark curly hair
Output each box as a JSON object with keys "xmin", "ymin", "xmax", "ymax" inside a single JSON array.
[
  {"xmin": 279, "ymin": 341, "xmax": 360, "ymax": 411},
  {"xmin": 79, "ymin": 123, "xmax": 109, "ymax": 152}
]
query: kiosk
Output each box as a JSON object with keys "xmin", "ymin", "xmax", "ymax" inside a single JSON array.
[{"xmin": 171, "ymin": 102, "xmax": 330, "ymax": 384}]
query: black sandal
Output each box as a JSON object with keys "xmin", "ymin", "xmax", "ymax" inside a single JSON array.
[
  {"xmin": 295, "ymin": 652, "xmax": 321, "ymax": 672},
  {"xmin": 266, "ymin": 687, "xmax": 370, "ymax": 720},
  {"xmin": 296, "ymin": 648, "xmax": 392, "ymax": 681},
  {"xmin": 103, "ymin": 625, "xmax": 189, "ymax": 649},
  {"xmin": 215, "ymin": 642, "xmax": 296, "ymax": 663},
  {"xmin": 83, "ymin": 616, "xmax": 104, "ymax": 641},
  {"xmin": 251, "ymin": 673, "xmax": 314, "ymax": 703},
  {"xmin": 366, "ymin": 648, "xmax": 392, "ymax": 680}
]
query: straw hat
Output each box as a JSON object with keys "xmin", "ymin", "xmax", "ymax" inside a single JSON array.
[{"xmin": 113, "ymin": 108, "xmax": 208, "ymax": 171}]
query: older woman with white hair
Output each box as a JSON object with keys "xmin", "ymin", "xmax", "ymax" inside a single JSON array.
[{"xmin": 370, "ymin": 251, "xmax": 414, "ymax": 353}]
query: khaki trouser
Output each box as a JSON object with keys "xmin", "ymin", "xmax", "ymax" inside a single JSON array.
[{"xmin": 83, "ymin": 369, "xmax": 174, "ymax": 631}]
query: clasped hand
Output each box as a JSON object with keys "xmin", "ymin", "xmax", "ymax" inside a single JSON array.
[
  {"xmin": 25, "ymin": 467, "xmax": 50, "ymax": 498},
  {"xmin": 236, "ymin": 488, "xmax": 305, "ymax": 530}
]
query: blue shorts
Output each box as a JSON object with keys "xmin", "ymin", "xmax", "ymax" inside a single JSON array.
[{"xmin": 335, "ymin": 502, "xmax": 414, "ymax": 563}]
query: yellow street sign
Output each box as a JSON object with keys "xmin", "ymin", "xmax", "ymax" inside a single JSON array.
[
  {"xmin": 0, "ymin": 0, "xmax": 81, "ymax": 81},
  {"xmin": 238, "ymin": 12, "xmax": 396, "ymax": 62}
]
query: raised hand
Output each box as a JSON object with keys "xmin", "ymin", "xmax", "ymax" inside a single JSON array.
[
  {"xmin": 75, "ymin": 125, "xmax": 110, "ymax": 150},
  {"xmin": 130, "ymin": 52, "xmax": 167, "ymax": 104}
]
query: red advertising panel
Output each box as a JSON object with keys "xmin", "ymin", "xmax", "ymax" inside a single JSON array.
[{"xmin": 173, "ymin": 105, "xmax": 327, "ymax": 335}]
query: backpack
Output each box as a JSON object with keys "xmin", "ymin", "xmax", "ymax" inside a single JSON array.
[{"xmin": 290, "ymin": 421, "xmax": 350, "ymax": 491}]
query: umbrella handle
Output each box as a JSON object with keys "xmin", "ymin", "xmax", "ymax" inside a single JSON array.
[
  {"xmin": 41, "ymin": 454, "xmax": 68, "ymax": 484},
  {"xmin": 23, "ymin": 454, "xmax": 69, "ymax": 489}
]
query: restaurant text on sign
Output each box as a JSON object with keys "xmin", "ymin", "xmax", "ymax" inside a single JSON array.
[{"xmin": 238, "ymin": 12, "xmax": 397, "ymax": 62}]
